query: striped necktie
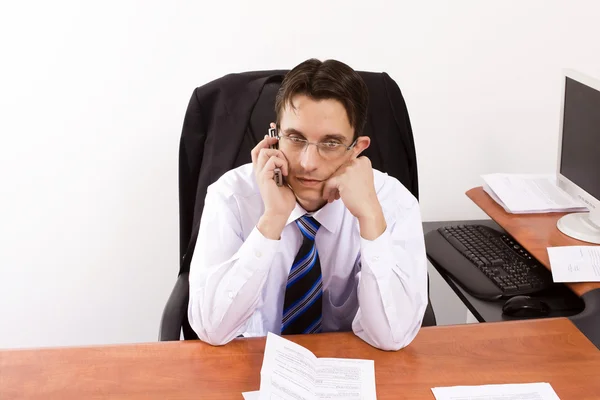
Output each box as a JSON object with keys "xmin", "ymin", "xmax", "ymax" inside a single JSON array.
[{"xmin": 281, "ymin": 215, "xmax": 323, "ymax": 335}]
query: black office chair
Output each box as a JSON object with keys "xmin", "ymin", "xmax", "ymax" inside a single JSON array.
[{"xmin": 159, "ymin": 70, "xmax": 436, "ymax": 341}]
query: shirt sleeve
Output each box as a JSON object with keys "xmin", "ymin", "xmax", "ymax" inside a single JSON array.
[
  {"xmin": 187, "ymin": 186, "xmax": 280, "ymax": 345},
  {"xmin": 352, "ymin": 180, "xmax": 428, "ymax": 351}
]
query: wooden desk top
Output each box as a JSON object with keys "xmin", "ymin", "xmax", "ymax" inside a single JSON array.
[
  {"xmin": 1, "ymin": 318, "xmax": 599, "ymax": 399},
  {"xmin": 467, "ymin": 186, "xmax": 600, "ymax": 296}
]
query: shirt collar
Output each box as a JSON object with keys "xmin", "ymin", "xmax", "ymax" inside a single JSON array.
[{"xmin": 285, "ymin": 199, "xmax": 344, "ymax": 234}]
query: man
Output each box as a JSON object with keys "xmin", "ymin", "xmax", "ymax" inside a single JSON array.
[{"xmin": 188, "ymin": 58, "xmax": 427, "ymax": 351}]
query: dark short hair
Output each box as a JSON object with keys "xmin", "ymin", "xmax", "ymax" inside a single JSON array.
[{"xmin": 275, "ymin": 59, "xmax": 369, "ymax": 139}]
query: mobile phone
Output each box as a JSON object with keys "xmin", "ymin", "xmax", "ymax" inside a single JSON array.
[{"xmin": 268, "ymin": 127, "xmax": 283, "ymax": 187}]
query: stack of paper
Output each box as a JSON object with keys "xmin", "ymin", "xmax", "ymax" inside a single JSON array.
[
  {"xmin": 547, "ymin": 246, "xmax": 600, "ymax": 282},
  {"xmin": 242, "ymin": 332, "xmax": 376, "ymax": 400},
  {"xmin": 432, "ymin": 382, "xmax": 561, "ymax": 399},
  {"xmin": 481, "ymin": 173, "xmax": 588, "ymax": 214}
]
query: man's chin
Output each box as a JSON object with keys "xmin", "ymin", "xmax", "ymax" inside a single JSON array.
[
  {"xmin": 291, "ymin": 188, "xmax": 326, "ymax": 212},
  {"xmin": 298, "ymin": 200, "xmax": 327, "ymax": 212}
]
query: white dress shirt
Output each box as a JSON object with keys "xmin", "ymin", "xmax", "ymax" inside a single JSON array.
[{"xmin": 188, "ymin": 163, "xmax": 428, "ymax": 351}]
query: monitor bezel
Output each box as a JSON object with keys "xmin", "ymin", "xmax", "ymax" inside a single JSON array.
[{"xmin": 556, "ymin": 69, "xmax": 600, "ymax": 226}]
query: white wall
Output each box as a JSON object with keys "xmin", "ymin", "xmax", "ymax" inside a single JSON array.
[{"xmin": 1, "ymin": 0, "xmax": 600, "ymax": 348}]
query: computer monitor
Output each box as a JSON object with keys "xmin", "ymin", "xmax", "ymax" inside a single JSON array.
[{"xmin": 556, "ymin": 69, "xmax": 600, "ymax": 244}]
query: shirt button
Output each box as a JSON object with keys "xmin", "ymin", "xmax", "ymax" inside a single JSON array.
[
  {"xmin": 372, "ymin": 255, "xmax": 380, "ymax": 262},
  {"xmin": 255, "ymin": 250, "xmax": 262, "ymax": 258},
  {"xmin": 228, "ymin": 291, "xmax": 234, "ymax": 299}
]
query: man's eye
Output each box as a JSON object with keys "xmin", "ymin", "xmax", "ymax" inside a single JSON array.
[
  {"xmin": 322, "ymin": 142, "xmax": 341, "ymax": 148},
  {"xmin": 289, "ymin": 137, "xmax": 304, "ymax": 143}
]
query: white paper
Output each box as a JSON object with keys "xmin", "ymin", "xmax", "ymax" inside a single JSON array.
[
  {"xmin": 547, "ymin": 246, "xmax": 600, "ymax": 282},
  {"xmin": 432, "ymin": 382, "xmax": 560, "ymax": 400},
  {"xmin": 242, "ymin": 391, "xmax": 260, "ymax": 400},
  {"xmin": 314, "ymin": 357, "xmax": 376, "ymax": 399},
  {"xmin": 259, "ymin": 332, "xmax": 376, "ymax": 400},
  {"xmin": 260, "ymin": 332, "xmax": 316, "ymax": 400},
  {"xmin": 481, "ymin": 173, "xmax": 587, "ymax": 214}
]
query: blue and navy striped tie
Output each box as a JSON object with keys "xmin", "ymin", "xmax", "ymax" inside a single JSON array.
[{"xmin": 281, "ymin": 215, "xmax": 323, "ymax": 335}]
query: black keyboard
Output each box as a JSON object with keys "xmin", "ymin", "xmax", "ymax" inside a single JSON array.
[{"xmin": 425, "ymin": 224, "xmax": 555, "ymax": 300}]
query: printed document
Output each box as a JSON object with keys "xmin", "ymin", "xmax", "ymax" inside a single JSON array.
[
  {"xmin": 547, "ymin": 246, "xmax": 600, "ymax": 282},
  {"xmin": 481, "ymin": 173, "xmax": 587, "ymax": 214},
  {"xmin": 258, "ymin": 332, "xmax": 376, "ymax": 400},
  {"xmin": 432, "ymin": 382, "xmax": 560, "ymax": 400}
]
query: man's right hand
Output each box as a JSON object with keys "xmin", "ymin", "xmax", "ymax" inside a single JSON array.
[{"xmin": 251, "ymin": 131, "xmax": 296, "ymax": 240}]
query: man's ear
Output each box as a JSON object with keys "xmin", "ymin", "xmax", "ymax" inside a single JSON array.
[{"xmin": 351, "ymin": 136, "xmax": 370, "ymax": 158}]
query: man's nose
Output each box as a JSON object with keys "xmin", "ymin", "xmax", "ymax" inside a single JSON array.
[{"xmin": 299, "ymin": 144, "xmax": 320, "ymax": 172}]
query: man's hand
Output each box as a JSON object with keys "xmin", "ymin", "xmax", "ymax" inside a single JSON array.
[
  {"xmin": 251, "ymin": 129, "xmax": 296, "ymax": 240},
  {"xmin": 322, "ymin": 157, "xmax": 386, "ymax": 240}
]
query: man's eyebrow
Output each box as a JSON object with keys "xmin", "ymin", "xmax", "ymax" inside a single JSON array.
[
  {"xmin": 284, "ymin": 128, "xmax": 305, "ymax": 137},
  {"xmin": 321, "ymin": 134, "xmax": 347, "ymax": 142}
]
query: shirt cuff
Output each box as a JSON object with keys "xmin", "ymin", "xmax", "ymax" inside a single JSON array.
[{"xmin": 359, "ymin": 229, "xmax": 394, "ymax": 281}]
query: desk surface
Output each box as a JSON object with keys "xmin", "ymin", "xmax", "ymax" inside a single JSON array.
[
  {"xmin": 467, "ymin": 186, "xmax": 600, "ymax": 296},
  {"xmin": 2, "ymin": 318, "xmax": 599, "ymax": 399}
]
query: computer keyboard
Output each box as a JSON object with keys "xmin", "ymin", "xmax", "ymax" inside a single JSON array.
[{"xmin": 425, "ymin": 224, "xmax": 555, "ymax": 300}]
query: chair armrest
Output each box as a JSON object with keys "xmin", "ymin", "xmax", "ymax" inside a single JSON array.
[
  {"xmin": 570, "ymin": 288, "xmax": 600, "ymax": 349},
  {"xmin": 422, "ymin": 298, "xmax": 436, "ymax": 327},
  {"xmin": 159, "ymin": 272, "xmax": 189, "ymax": 341},
  {"xmin": 421, "ymin": 273, "xmax": 436, "ymax": 327}
]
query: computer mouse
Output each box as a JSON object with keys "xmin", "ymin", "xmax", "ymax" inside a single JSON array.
[{"xmin": 502, "ymin": 295, "xmax": 551, "ymax": 318}]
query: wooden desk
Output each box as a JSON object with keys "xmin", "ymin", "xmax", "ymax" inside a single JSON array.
[
  {"xmin": 467, "ymin": 186, "xmax": 600, "ymax": 296},
  {"xmin": 1, "ymin": 318, "xmax": 599, "ymax": 399}
]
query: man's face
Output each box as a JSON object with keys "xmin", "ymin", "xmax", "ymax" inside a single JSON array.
[{"xmin": 278, "ymin": 94, "xmax": 370, "ymax": 212}]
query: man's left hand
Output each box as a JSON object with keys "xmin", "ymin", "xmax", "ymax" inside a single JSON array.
[
  {"xmin": 322, "ymin": 157, "xmax": 382, "ymax": 220},
  {"xmin": 322, "ymin": 157, "xmax": 386, "ymax": 239}
]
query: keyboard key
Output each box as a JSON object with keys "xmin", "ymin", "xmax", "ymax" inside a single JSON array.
[
  {"xmin": 448, "ymin": 236, "xmax": 468, "ymax": 252},
  {"xmin": 517, "ymin": 283, "xmax": 532, "ymax": 290}
]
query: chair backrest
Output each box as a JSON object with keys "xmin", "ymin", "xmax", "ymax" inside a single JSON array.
[{"xmin": 178, "ymin": 70, "xmax": 431, "ymax": 339}]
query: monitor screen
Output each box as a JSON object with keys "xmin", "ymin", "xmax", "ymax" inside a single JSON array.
[{"xmin": 559, "ymin": 77, "xmax": 600, "ymax": 201}]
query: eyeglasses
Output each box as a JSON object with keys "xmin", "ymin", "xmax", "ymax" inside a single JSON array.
[{"xmin": 278, "ymin": 134, "xmax": 358, "ymax": 160}]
